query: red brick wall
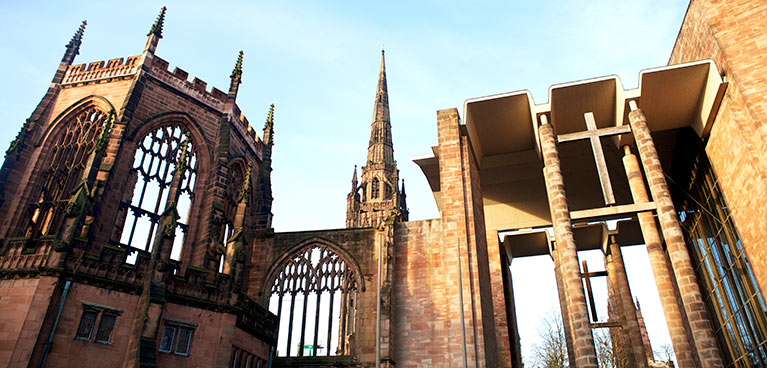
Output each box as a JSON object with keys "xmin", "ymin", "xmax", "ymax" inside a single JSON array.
[
  {"xmin": 42, "ymin": 282, "xmax": 138, "ymax": 367},
  {"xmin": 393, "ymin": 219, "xmax": 449, "ymax": 367},
  {"xmin": 0, "ymin": 277, "xmax": 56, "ymax": 368},
  {"xmin": 670, "ymin": 0, "xmax": 767, "ymax": 298}
]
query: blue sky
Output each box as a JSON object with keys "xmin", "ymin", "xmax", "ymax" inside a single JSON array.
[{"xmin": 0, "ymin": 0, "xmax": 690, "ymax": 363}]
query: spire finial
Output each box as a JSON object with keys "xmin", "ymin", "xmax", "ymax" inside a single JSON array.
[
  {"xmin": 263, "ymin": 104, "xmax": 275, "ymax": 145},
  {"xmin": 231, "ymin": 50, "xmax": 244, "ymax": 80},
  {"xmin": 148, "ymin": 6, "xmax": 167, "ymax": 38},
  {"xmin": 66, "ymin": 20, "xmax": 87, "ymax": 52}
]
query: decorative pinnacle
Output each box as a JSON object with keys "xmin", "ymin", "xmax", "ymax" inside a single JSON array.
[
  {"xmin": 231, "ymin": 50, "xmax": 244, "ymax": 79},
  {"xmin": 238, "ymin": 162, "xmax": 252, "ymax": 203},
  {"xmin": 66, "ymin": 20, "xmax": 87, "ymax": 52},
  {"xmin": 148, "ymin": 6, "xmax": 167, "ymax": 38},
  {"xmin": 263, "ymin": 104, "xmax": 275, "ymax": 145},
  {"xmin": 266, "ymin": 104, "xmax": 274, "ymax": 125}
]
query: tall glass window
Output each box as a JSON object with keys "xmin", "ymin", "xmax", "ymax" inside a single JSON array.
[{"xmin": 678, "ymin": 150, "xmax": 767, "ymax": 367}]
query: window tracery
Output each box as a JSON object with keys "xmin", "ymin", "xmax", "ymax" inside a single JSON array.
[
  {"xmin": 268, "ymin": 244, "xmax": 359, "ymax": 357},
  {"xmin": 25, "ymin": 107, "xmax": 108, "ymax": 237},
  {"xmin": 371, "ymin": 178, "xmax": 380, "ymax": 199},
  {"xmin": 118, "ymin": 124, "xmax": 197, "ymax": 264}
]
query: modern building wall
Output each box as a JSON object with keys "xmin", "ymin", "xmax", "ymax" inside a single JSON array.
[{"xmin": 670, "ymin": 0, "xmax": 767, "ymax": 297}]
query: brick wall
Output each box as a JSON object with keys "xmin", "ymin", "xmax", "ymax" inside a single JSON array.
[
  {"xmin": 42, "ymin": 282, "xmax": 138, "ymax": 367},
  {"xmin": 393, "ymin": 219, "xmax": 450, "ymax": 367},
  {"xmin": 670, "ymin": 0, "xmax": 767, "ymax": 300},
  {"xmin": 0, "ymin": 277, "xmax": 56, "ymax": 368}
]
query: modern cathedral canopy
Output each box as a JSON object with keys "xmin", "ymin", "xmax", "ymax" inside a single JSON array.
[{"xmin": 414, "ymin": 60, "xmax": 726, "ymax": 233}]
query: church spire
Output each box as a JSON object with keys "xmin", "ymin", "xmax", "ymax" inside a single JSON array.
[
  {"xmin": 347, "ymin": 49, "xmax": 407, "ymax": 228},
  {"xmin": 366, "ymin": 48, "xmax": 393, "ymax": 166}
]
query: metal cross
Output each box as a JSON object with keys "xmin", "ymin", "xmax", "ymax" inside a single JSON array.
[{"xmin": 557, "ymin": 112, "xmax": 631, "ymax": 205}]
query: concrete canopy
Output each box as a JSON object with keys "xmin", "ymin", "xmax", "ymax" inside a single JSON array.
[{"xmin": 414, "ymin": 60, "xmax": 725, "ymax": 234}]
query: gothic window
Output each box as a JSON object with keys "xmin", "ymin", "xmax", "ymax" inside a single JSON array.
[
  {"xmin": 678, "ymin": 145, "xmax": 767, "ymax": 367},
  {"xmin": 384, "ymin": 183, "xmax": 392, "ymax": 200},
  {"xmin": 119, "ymin": 125, "xmax": 197, "ymax": 264},
  {"xmin": 26, "ymin": 107, "xmax": 108, "ymax": 237},
  {"xmin": 371, "ymin": 178, "xmax": 380, "ymax": 199},
  {"xmin": 268, "ymin": 244, "xmax": 359, "ymax": 357}
]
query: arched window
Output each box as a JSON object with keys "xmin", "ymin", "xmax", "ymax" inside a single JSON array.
[
  {"xmin": 371, "ymin": 178, "xmax": 380, "ymax": 199},
  {"xmin": 268, "ymin": 244, "xmax": 360, "ymax": 357},
  {"xmin": 384, "ymin": 183, "xmax": 393, "ymax": 200},
  {"xmin": 119, "ymin": 124, "xmax": 197, "ymax": 264},
  {"xmin": 26, "ymin": 107, "xmax": 108, "ymax": 236}
]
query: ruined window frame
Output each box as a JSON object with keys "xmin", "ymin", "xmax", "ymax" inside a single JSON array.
[
  {"xmin": 267, "ymin": 242, "xmax": 362, "ymax": 357},
  {"xmin": 117, "ymin": 124, "xmax": 198, "ymax": 264},
  {"xmin": 23, "ymin": 106, "xmax": 108, "ymax": 238}
]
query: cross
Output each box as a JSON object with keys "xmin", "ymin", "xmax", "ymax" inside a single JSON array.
[
  {"xmin": 557, "ymin": 112, "xmax": 631, "ymax": 205},
  {"xmin": 581, "ymin": 260, "xmax": 607, "ymax": 323}
]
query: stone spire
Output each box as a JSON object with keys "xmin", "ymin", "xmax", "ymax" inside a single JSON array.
[
  {"xmin": 229, "ymin": 50, "xmax": 243, "ymax": 100},
  {"xmin": 366, "ymin": 48, "xmax": 394, "ymax": 166},
  {"xmin": 144, "ymin": 6, "xmax": 166, "ymax": 53},
  {"xmin": 346, "ymin": 49, "xmax": 407, "ymax": 228},
  {"xmin": 62, "ymin": 21, "xmax": 87, "ymax": 65},
  {"xmin": 351, "ymin": 165, "xmax": 358, "ymax": 192}
]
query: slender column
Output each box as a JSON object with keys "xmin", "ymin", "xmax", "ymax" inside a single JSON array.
[
  {"xmin": 628, "ymin": 103, "xmax": 723, "ymax": 367},
  {"xmin": 552, "ymin": 246, "xmax": 577, "ymax": 366},
  {"xmin": 609, "ymin": 237, "xmax": 649, "ymax": 368},
  {"xmin": 605, "ymin": 254, "xmax": 632, "ymax": 367},
  {"xmin": 622, "ymin": 145, "xmax": 696, "ymax": 367},
  {"xmin": 539, "ymin": 117, "xmax": 598, "ymax": 368}
]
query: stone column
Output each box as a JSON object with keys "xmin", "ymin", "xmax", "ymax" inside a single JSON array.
[
  {"xmin": 622, "ymin": 145, "xmax": 696, "ymax": 368},
  {"xmin": 539, "ymin": 117, "xmax": 598, "ymax": 368},
  {"xmin": 552, "ymin": 246, "xmax": 577, "ymax": 366},
  {"xmin": 605, "ymin": 254, "xmax": 632, "ymax": 367},
  {"xmin": 627, "ymin": 103, "xmax": 723, "ymax": 367},
  {"xmin": 608, "ymin": 236, "xmax": 649, "ymax": 368}
]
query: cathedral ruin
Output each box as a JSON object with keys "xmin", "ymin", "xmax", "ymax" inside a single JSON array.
[{"xmin": 1, "ymin": 1, "xmax": 767, "ymax": 367}]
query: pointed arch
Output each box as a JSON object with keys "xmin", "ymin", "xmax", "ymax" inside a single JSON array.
[
  {"xmin": 115, "ymin": 112, "xmax": 208, "ymax": 265},
  {"xmin": 19, "ymin": 97, "xmax": 114, "ymax": 237},
  {"xmin": 35, "ymin": 95, "xmax": 116, "ymax": 148},
  {"xmin": 263, "ymin": 237, "xmax": 364, "ymax": 357}
]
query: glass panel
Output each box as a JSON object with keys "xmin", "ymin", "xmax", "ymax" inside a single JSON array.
[
  {"xmin": 175, "ymin": 327, "xmax": 193, "ymax": 356},
  {"xmin": 94, "ymin": 314, "xmax": 116, "ymax": 343},
  {"xmin": 159, "ymin": 325, "xmax": 177, "ymax": 353},
  {"xmin": 678, "ymin": 141, "xmax": 767, "ymax": 366},
  {"xmin": 76, "ymin": 310, "xmax": 98, "ymax": 340}
]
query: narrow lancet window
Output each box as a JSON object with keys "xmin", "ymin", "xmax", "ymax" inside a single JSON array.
[{"xmin": 371, "ymin": 178, "xmax": 380, "ymax": 199}]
